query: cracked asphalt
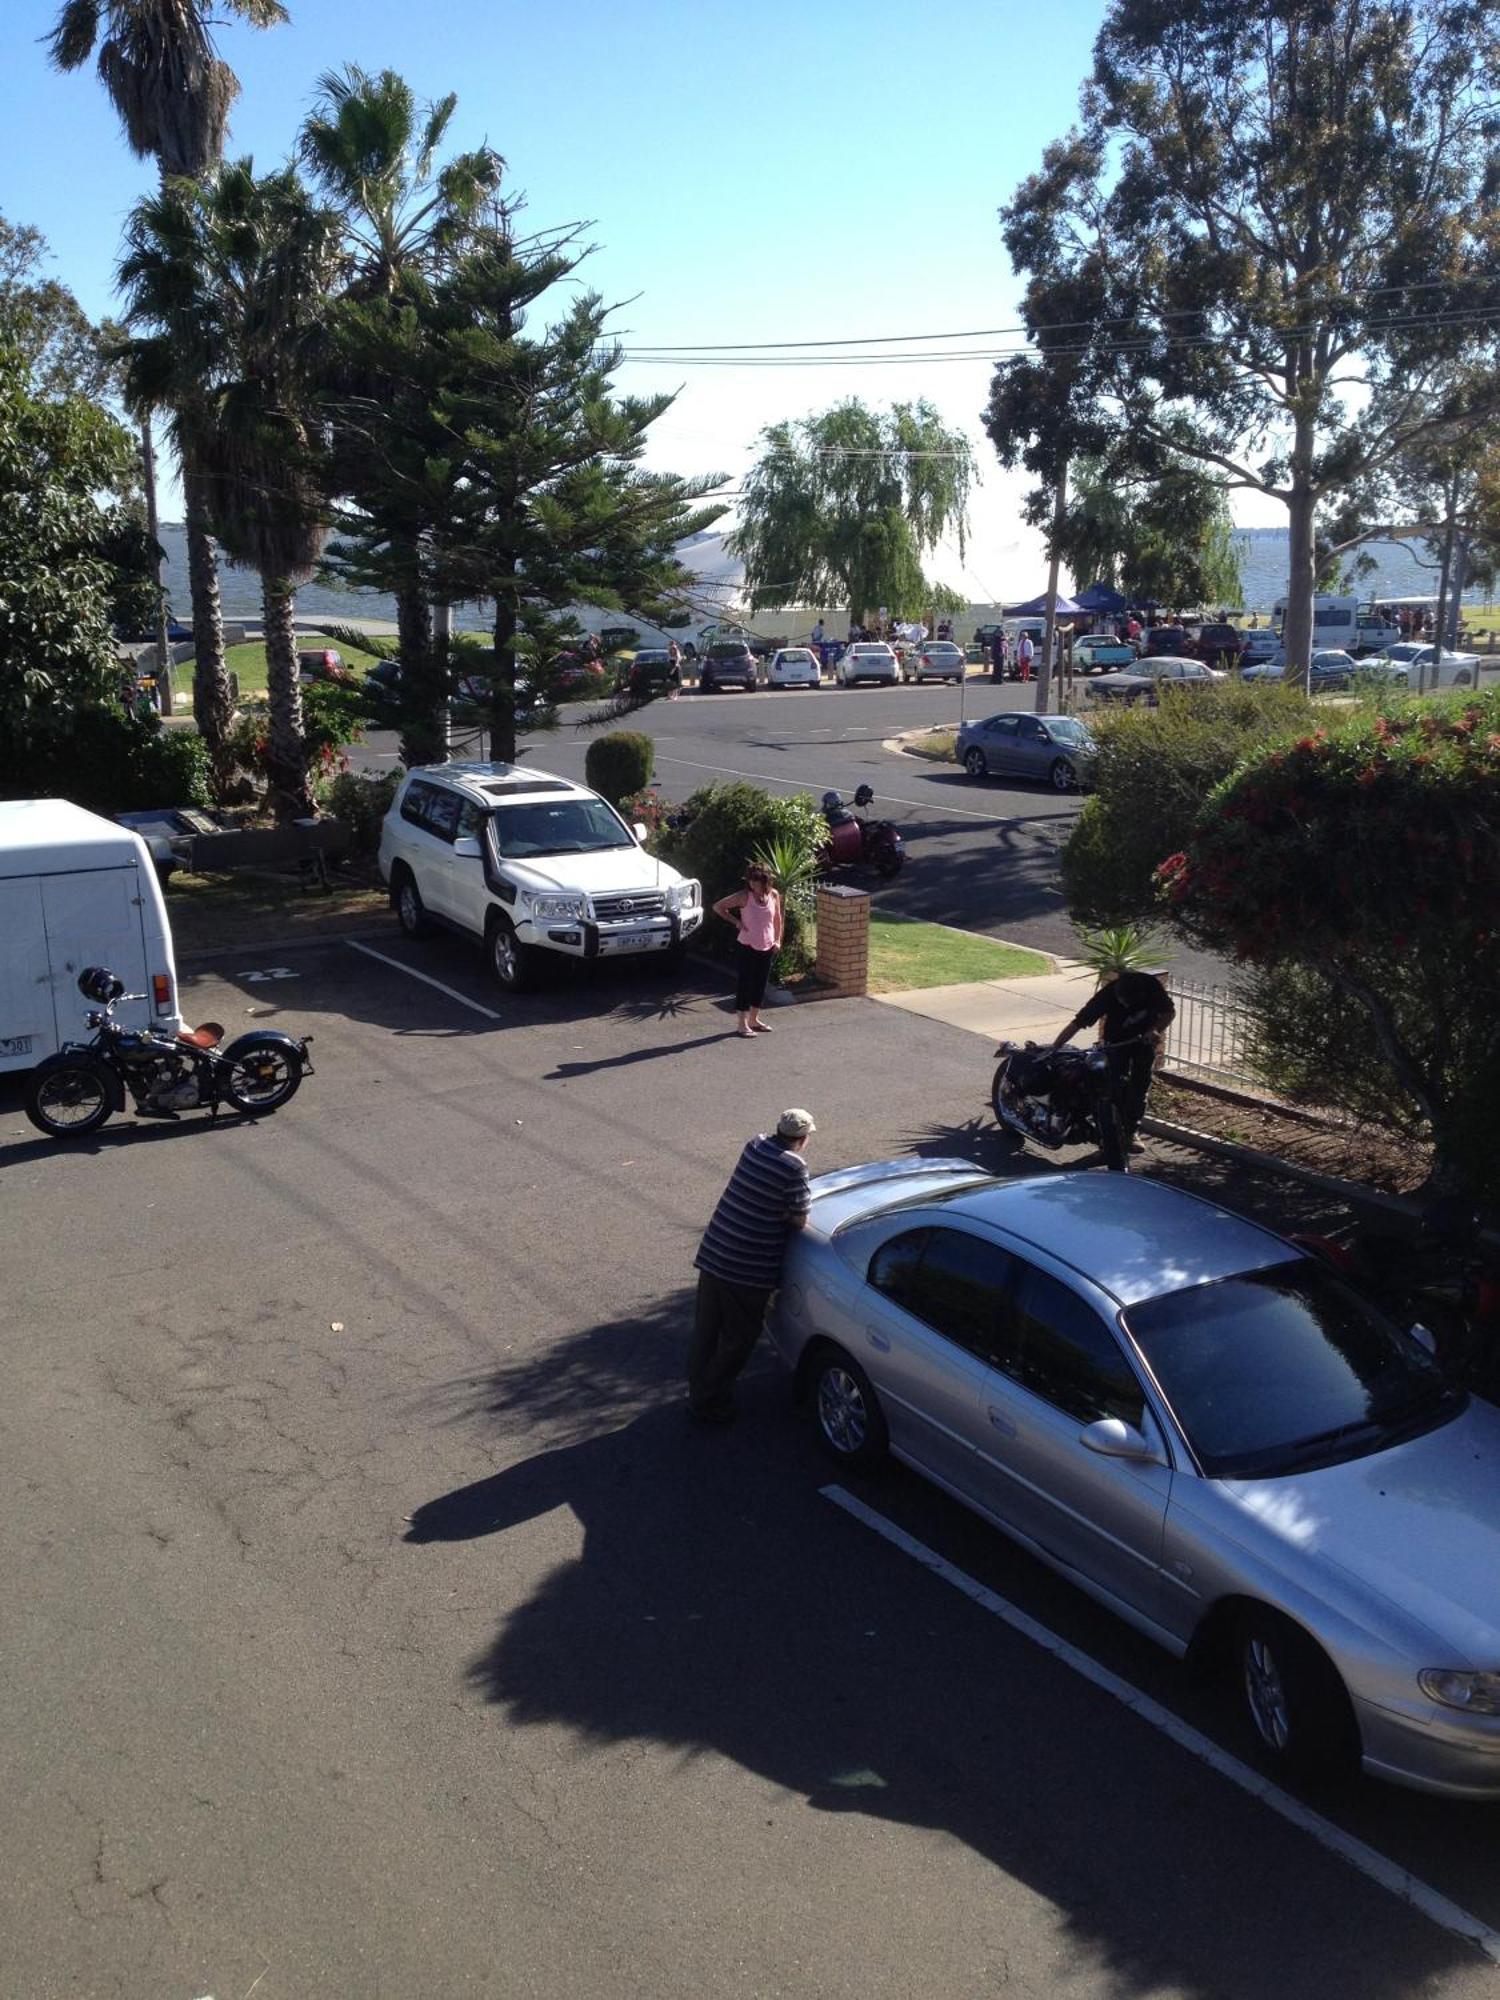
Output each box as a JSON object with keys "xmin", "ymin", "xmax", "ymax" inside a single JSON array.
[{"xmin": 2, "ymin": 933, "xmax": 1497, "ymax": 1999}]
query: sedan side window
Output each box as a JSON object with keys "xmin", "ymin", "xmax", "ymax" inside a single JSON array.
[
  {"xmin": 1007, "ymin": 1264, "xmax": 1145, "ymax": 1426},
  {"xmin": 1017, "ymin": 717, "xmax": 1046, "ymax": 740},
  {"xmin": 987, "ymin": 715, "xmax": 1020, "ymax": 737},
  {"xmin": 868, "ymin": 1228, "xmax": 930, "ymax": 1313},
  {"xmin": 901, "ymin": 1227, "xmax": 1016, "ymax": 1362}
]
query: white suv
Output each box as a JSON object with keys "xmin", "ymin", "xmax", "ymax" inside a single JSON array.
[{"xmin": 378, "ymin": 762, "xmax": 702, "ymax": 991}]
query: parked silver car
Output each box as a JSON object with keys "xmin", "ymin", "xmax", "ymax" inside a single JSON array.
[
  {"xmin": 770, "ymin": 1164, "xmax": 1500, "ymax": 1797},
  {"xmin": 956, "ymin": 711, "xmax": 1097, "ymax": 790}
]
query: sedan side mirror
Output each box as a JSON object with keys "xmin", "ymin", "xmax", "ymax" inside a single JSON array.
[
  {"xmin": 632, "ymin": 822, "xmax": 649, "ymax": 843},
  {"xmin": 453, "ymin": 835, "xmax": 482, "ymax": 858},
  {"xmin": 1079, "ymin": 1416, "xmax": 1163, "ymax": 1464}
]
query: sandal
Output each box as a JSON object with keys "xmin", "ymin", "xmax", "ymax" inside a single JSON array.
[{"xmin": 751, "ymin": 1022, "xmax": 774, "ymax": 1033}]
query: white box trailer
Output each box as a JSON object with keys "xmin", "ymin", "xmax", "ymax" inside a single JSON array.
[{"xmin": 0, "ymin": 798, "xmax": 182, "ymax": 1073}]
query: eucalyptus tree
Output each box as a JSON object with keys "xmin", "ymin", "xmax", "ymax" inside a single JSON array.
[
  {"xmin": 996, "ymin": 0, "xmax": 1500, "ymax": 676},
  {"xmin": 731, "ymin": 400, "xmax": 973, "ymax": 627},
  {"xmin": 120, "ymin": 162, "xmax": 339, "ymax": 817},
  {"xmin": 300, "ymin": 66, "xmax": 502, "ymax": 762},
  {"xmin": 47, "ymin": 0, "xmax": 288, "ymax": 729}
]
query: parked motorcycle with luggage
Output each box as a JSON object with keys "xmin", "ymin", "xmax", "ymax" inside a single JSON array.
[
  {"xmin": 819, "ymin": 785, "xmax": 904, "ymax": 878},
  {"xmin": 990, "ymin": 1037, "xmax": 1141, "ymax": 1171},
  {"xmin": 24, "ymin": 968, "xmax": 314, "ymax": 1139}
]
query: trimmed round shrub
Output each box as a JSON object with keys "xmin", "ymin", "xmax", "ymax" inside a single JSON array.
[
  {"xmin": 318, "ymin": 769, "xmax": 400, "ymax": 854},
  {"xmin": 586, "ymin": 730, "xmax": 654, "ymax": 806}
]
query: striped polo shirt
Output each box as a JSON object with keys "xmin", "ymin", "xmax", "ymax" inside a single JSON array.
[{"xmin": 695, "ymin": 1135, "xmax": 811, "ymax": 1288}]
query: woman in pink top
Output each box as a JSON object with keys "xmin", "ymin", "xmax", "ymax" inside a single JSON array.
[{"xmin": 713, "ymin": 865, "xmax": 784, "ymax": 1037}]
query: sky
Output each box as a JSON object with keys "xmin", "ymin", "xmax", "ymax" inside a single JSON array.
[{"xmin": 1, "ymin": 0, "xmax": 1282, "ymax": 602}]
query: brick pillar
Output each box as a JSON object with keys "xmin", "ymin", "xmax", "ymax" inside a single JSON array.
[{"xmin": 815, "ymin": 882, "xmax": 870, "ymax": 997}]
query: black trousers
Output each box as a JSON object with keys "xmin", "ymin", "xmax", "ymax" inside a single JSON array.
[
  {"xmin": 734, "ymin": 942, "xmax": 774, "ymax": 1012},
  {"xmin": 688, "ymin": 1271, "xmax": 771, "ymax": 1413}
]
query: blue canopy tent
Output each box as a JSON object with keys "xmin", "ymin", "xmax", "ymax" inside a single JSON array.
[
  {"xmin": 1003, "ymin": 591, "xmax": 1084, "ymax": 617},
  {"xmin": 1075, "ymin": 582, "xmax": 1128, "ymax": 615}
]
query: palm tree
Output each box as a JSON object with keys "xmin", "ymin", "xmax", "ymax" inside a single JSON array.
[
  {"xmin": 300, "ymin": 66, "xmax": 501, "ymax": 763},
  {"xmin": 48, "ymin": 0, "xmax": 288, "ymax": 749},
  {"xmin": 119, "ymin": 163, "xmax": 340, "ymax": 819}
]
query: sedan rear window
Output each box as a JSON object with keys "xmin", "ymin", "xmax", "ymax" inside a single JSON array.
[{"xmin": 1124, "ymin": 1261, "xmax": 1462, "ymax": 1478}]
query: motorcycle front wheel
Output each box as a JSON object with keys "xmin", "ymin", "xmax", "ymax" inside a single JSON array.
[
  {"xmin": 223, "ymin": 1048, "xmax": 303, "ymax": 1115},
  {"xmin": 26, "ymin": 1059, "xmax": 114, "ymax": 1138},
  {"xmin": 873, "ymin": 842, "xmax": 903, "ymax": 878}
]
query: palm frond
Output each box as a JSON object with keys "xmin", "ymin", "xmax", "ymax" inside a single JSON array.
[
  {"xmin": 229, "ymin": 0, "xmax": 290, "ymax": 24},
  {"xmin": 45, "ymin": 0, "xmax": 101, "ymax": 71}
]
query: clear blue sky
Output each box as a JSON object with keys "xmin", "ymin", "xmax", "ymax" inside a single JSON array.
[{"xmin": 0, "ymin": 0, "xmax": 1279, "ymax": 595}]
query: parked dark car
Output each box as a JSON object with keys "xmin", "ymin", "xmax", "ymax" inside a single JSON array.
[
  {"xmin": 698, "ymin": 641, "xmax": 758, "ymax": 692},
  {"xmin": 620, "ymin": 648, "xmax": 681, "ymax": 695},
  {"xmin": 361, "ymin": 658, "xmax": 404, "ymax": 705},
  {"xmin": 1188, "ymin": 623, "xmax": 1245, "ymax": 669},
  {"xmin": 1085, "ymin": 655, "xmax": 1224, "ymax": 706},
  {"xmin": 1140, "ymin": 625, "xmax": 1192, "ymax": 659}
]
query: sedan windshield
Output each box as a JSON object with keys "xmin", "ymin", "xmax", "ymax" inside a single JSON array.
[
  {"xmin": 490, "ymin": 799, "xmax": 634, "ymax": 859},
  {"xmin": 1124, "ymin": 1261, "xmax": 1462, "ymax": 1478},
  {"xmin": 1044, "ymin": 718, "xmax": 1092, "ymax": 745}
]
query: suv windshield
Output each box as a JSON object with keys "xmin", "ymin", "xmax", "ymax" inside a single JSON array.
[
  {"xmin": 1124, "ymin": 1260, "xmax": 1462, "ymax": 1478},
  {"xmin": 489, "ymin": 798, "xmax": 634, "ymax": 859}
]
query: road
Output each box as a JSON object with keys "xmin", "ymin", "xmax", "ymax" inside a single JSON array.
[{"xmin": 3, "ymin": 936, "xmax": 1498, "ymax": 1999}]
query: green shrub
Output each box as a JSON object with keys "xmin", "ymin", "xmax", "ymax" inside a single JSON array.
[
  {"xmin": 318, "ymin": 769, "xmax": 400, "ymax": 854},
  {"xmin": 1062, "ymin": 681, "xmax": 1317, "ymax": 925},
  {"xmin": 1, "ymin": 705, "xmax": 211, "ymax": 815},
  {"xmin": 654, "ymin": 781, "xmax": 825, "ymax": 977},
  {"xmin": 585, "ymin": 730, "xmax": 654, "ymax": 805},
  {"xmin": 1161, "ymin": 689, "xmax": 1500, "ymax": 1201}
]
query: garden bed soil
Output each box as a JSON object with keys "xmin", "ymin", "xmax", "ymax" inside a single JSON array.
[{"xmin": 1151, "ymin": 1075, "xmax": 1429, "ymax": 1196}]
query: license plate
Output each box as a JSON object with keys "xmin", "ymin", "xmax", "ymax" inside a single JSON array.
[
  {"xmin": 600, "ymin": 928, "xmax": 670, "ymax": 955},
  {"xmin": 0, "ymin": 1035, "xmax": 34, "ymax": 1057}
]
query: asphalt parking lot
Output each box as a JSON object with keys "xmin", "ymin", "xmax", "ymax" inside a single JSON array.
[{"xmin": 3, "ymin": 933, "xmax": 1498, "ymax": 1998}]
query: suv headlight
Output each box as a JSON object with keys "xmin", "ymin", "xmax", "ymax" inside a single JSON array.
[
  {"xmin": 526, "ymin": 893, "xmax": 586, "ymax": 921},
  {"xmin": 667, "ymin": 881, "xmax": 700, "ymax": 911},
  {"xmin": 1418, "ymin": 1670, "xmax": 1500, "ymax": 1715}
]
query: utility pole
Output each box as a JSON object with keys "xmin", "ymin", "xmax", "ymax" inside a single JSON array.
[
  {"xmin": 1036, "ymin": 459, "xmax": 1068, "ymax": 715},
  {"xmin": 140, "ymin": 412, "xmax": 174, "ymax": 716}
]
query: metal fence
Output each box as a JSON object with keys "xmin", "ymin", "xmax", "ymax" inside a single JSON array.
[{"xmin": 1161, "ymin": 978, "xmax": 1260, "ymax": 1091}]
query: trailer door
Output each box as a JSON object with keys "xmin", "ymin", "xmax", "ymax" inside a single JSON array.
[{"xmin": 0, "ymin": 877, "xmax": 59, "ymax": 1069}]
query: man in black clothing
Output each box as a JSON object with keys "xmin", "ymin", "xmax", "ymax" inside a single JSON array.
[{"xmin": 1053, "ymin": 970, "xmax": 1175, "ymax": 1141}]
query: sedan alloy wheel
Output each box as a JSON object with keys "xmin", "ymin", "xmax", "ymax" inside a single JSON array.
[{"xmin": 964, "ymin": 746, "xmax": 989, "ymax": 778}]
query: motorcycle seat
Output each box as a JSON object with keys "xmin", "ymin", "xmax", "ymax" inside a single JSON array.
[{"xmin": 178, "ymin": 1023, "xmax": 225, "ymax": 1049}]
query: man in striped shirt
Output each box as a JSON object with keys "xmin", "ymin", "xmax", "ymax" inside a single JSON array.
[{"xmin": 688, "ymin": 1108, "xmax": 816, "ymax": 1423}]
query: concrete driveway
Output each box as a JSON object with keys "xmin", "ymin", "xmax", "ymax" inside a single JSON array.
[{"xmin": 2, "ymin": 933, "xmax": 1496, "ymax": 1998}]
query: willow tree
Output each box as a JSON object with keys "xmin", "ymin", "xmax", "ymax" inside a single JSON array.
[
  {"xmin": 731, "ymin": 400, "xmax": 974, "ymax": 627},
  {"xmin": 998, "ymin": 0, "xmax": 1500, "ymax": 677},
  {"xmin": 48, "ymin": 0, "xmax": 288, "ymax": 738}
]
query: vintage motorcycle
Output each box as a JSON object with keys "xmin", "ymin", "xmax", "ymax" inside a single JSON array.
[
  {"xmin": 820, "ymin": 785, "xmax": 905, "ymax": 878},
  {"xmin": 24, "ymin": 967, "xmax": 313, "ymax": 1139},
  {"xmin": 991, "ymin": 1037, "xmax": 1135, "ymax": 1171}
]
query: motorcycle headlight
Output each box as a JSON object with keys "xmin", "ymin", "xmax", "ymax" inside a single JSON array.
[
  {"xmin": 1418, "ymin": 1670, "xmax": 1500, "ymax": 1716},
  {"xmin": 1084, "ymin": 1046, "xmax": 1111, "ymax": 1073},
  {"xmin": 527, "ymin": 893, "xmax": 586, "ymax": 921}
]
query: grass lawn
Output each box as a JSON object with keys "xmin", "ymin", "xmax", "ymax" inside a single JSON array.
[
  {"xmin": 867, "ymin": 911, "xmax": 1049, "ymax": 994},
  {"xmin": 185, "ymin": 629, "xmax": 388, "ymax": 698},
  {"xmin": 168, "ymin": 866, "xmax": 388, "ymax": 957}
]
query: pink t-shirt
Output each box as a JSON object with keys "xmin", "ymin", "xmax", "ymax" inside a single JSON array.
[{"xmin": 739, "ymin": 892, "xmax": 779, "ymax": 951}]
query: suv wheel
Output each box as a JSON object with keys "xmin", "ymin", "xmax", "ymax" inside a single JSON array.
[
  {"xmin": 392, "ymin": 868, "xmax": 434, "ymax": 939},
  {"xmin": 487, "ymin": 912, "xmax": 534, "ymax": 992}
]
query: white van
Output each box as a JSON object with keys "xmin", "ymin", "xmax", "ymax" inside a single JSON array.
[{"xmin": 0, "ymin": 799, "xmax": 182, "ymax": 1073}]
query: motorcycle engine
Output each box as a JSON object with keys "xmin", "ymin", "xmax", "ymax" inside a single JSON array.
[{"xmin": 128, "ymin": 1040, "xmax": 201, "ymax": 1111}]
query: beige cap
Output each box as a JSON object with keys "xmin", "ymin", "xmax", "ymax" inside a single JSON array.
[{"xmin": 777, "ymin": 1107, "xmax": 817, "ymax": 1139}]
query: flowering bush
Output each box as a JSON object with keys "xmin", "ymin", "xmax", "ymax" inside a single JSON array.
[{"xmin": 1160, "ymin": 690, "xmax": 1500, "ymax": 1199}]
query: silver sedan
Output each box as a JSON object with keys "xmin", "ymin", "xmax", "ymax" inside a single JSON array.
[{"xmin": 769, "ymin": 1164, "xmax": 1500, "ymax": 1798}]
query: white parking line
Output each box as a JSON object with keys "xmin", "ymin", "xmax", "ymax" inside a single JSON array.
[
  {"xmin": 653, "ymin": 753, "xmax": 1012, "ymax": 823},
  {"xmin": 346, "ymin": 939, "xmax": 503, "ymax": 1021},
  {"xmin": 822, "ymin": 1485, "xmax": 1500, "ymax": 1965}
]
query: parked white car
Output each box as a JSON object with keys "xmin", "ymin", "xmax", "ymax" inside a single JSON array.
[
  {"xmin": 377, "ymin": 762, "xmax": 702, "ymax": 991},
  {"xmin": 836, "ymin": 643, "xmax": 901, "ymax": 687},
  {"xmin": 766, "ymin": 647, "xmax": 821, "ymax": 688},
  {"xmin": 1375, "ymin": 644, "xmax": 1484, "ymax": 690}
]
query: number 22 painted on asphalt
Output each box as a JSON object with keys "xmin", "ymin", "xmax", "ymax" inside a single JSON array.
[{"xmin": 237, "ymin": 967, "xmax": 300, "ymax": 983}]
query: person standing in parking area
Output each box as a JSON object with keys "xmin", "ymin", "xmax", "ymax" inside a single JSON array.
[
  {"xmin": 1016, "ymin": 630, "xmax": 1035, "ymax": 682},
  {"xmin": 990, "ymin": 629, "xmax": 1008, "ymax": 680},
  {"xmin": 688, "ymin": 1108, "xmax": 816, "ymax": 1422},
  {"xmin": 713, "ymin": 864, "xmax": 783, "ymax": 1037}
]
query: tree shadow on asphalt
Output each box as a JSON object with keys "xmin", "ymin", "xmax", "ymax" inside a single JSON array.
[{"xmin": 402, "ymin": 1297, "xmax": 1477, "ymax": 2000}]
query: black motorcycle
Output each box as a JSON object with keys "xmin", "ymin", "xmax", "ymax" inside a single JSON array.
[
  {"xmin": 991, "ymin": 1037, "xmax": 1135, "ymax": 1171},
  {"xmin": 820, "ymin": 784, "xmax": 905, "ymax": 879},
  {"xmin": 24, "ymin": 968, "xmax": 313, "ymax": 1140}
]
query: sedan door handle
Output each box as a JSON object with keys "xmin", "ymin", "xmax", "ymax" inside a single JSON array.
[
  {"xmin": 866, "ymin": 1328, "xmax": 891, "ymax": 1353},
  {"xmin": 987, "ymin": 1407, "xmax": 1016, "ymax": 1436}
]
